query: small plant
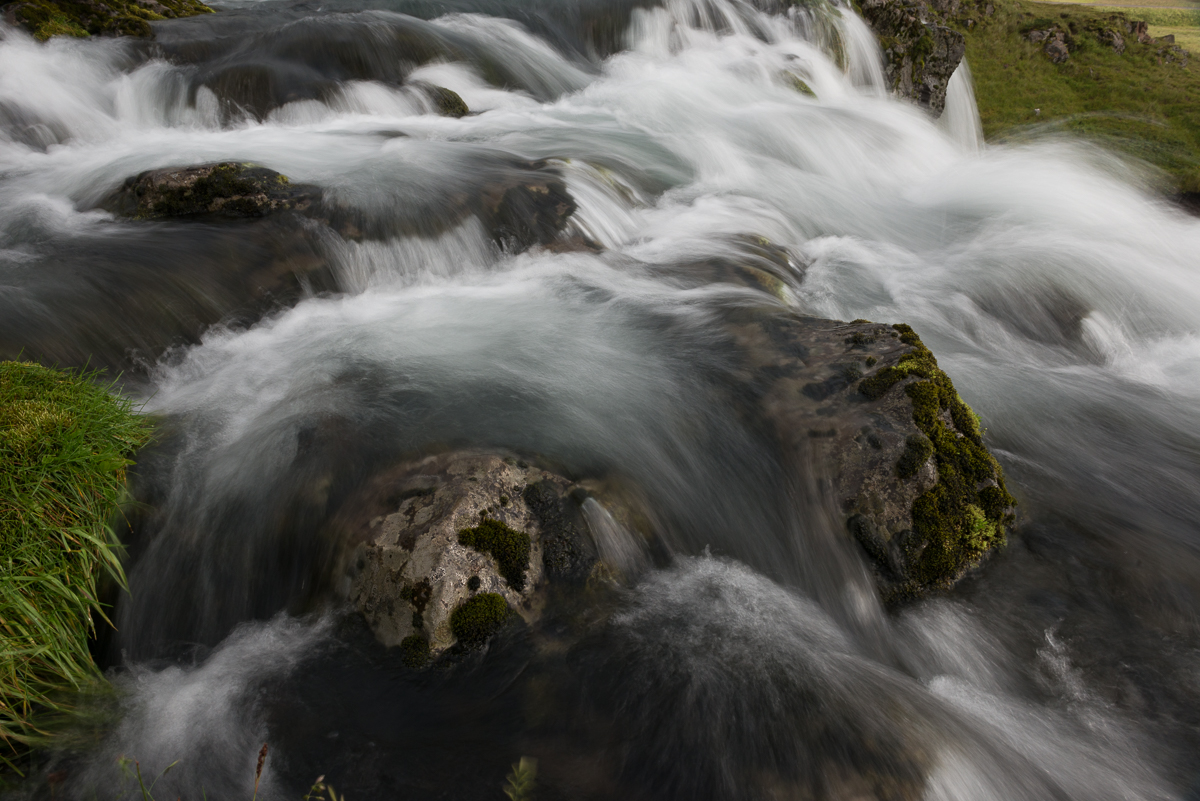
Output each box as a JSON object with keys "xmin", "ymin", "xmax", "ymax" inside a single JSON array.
[
  {"xmin": 304, "ymin": 775, "xmax": 345, "ymax": 801},
  {"xmin": 116, "ymin": 756, "xmax": 178, "ymax": 801},
  {"xmin": 253, "ymin": 743, "xmax": 268, "ymax": 801},
  {"xmin": 503, "ymin": 757, "xmax": 537, "ymax": 801},
  {"xmin": 400, "ymin": 634, "xmax": 431, "ymax": 668}
]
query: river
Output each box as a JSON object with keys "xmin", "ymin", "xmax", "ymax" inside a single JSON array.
[{"xmin": 2, "ymin": 0, "xmax": 1200, "ymax": 797}]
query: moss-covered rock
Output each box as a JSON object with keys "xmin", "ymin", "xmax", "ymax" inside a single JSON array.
[
  {"xmin": 713, "ymin": 299, "xmax": 1014, "ymax": 603},
  {"xmin": 424, "ymin": 85, "xmax": 469, "ymax": 118},
  {"xmin": 103, "ymin": 163, "xmax": 320, "ymax": 220},
  {"xmin": 3, "ymin": 0, "xmax": 212, "ymax": 41},
  {"xmin": 855, "ymin": 324, "xmax": 1015, "ymax": 598}
]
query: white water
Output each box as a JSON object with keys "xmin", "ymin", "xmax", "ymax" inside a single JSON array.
[{"xmin": 4, "ymin": 0, "xmax": 1200, "ymax": 796}]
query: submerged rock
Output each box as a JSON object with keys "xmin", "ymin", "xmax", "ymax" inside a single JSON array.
[
  {"xmin": 103, "ymin": 163, "xmax": 320, "ymax": 220},
  {"xmin": 3, "ymin": 0, "xmax": 212, "ymax": 40},
  {"xmin": 859, "ymin": 0, "xmax": 965, "ymax": 114},
  {"xmin": 335, "ymin": 453, "xmax": 607, "ymax": 656}
]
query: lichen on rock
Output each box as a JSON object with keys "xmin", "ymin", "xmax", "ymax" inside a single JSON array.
[{"xmin": 334, "ymin": 453, "xmax": 607, "ymax": 656}]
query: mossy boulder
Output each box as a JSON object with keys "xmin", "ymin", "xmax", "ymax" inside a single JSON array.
[
  {"xmin": 3, "ymin": 0, "xmax": 212, "ymax": 41},
  {"xmin": 102, "ymin": 163, "xmax": 321, "ymax": 220},
  {"xmin": 415, "ymin": 84, "xmax": 469, "ymax": 118},
  {"xmin": 721, "ymin": 309, "xmax": 1014, "ymax": 603}
]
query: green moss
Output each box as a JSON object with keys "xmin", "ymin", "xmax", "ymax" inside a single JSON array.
[
  {"xmin": 31, "ymin": 12, "xmax": 88, "ymax": 40},
  {"xmin": 400, "ymin": 634, "xmax": 431, "ymax": 668},
  {"xmin": 449, "ymin": 592, "xmax": 510, "ymax": 647},
  {"xmin": 458, "ymin": 519, "xmax": 530, "ymax": 592},
  {"xmin": 896, "ymin": 433, "xmax": 935, "ymax": 479},
  {"xmin": 11, "ymin": 0, "xmax": 212, "ymax": 40},
  {"xmin": 859, "ymin": 326, "xmax": 1017, "ymax": 596},
  {"xmin": 858, "ymin": 325, "xmax": 939, "ymax": 400},
  {"xmin": 0, "ymin": 362, "xmax": 151, "ymax": 761}
]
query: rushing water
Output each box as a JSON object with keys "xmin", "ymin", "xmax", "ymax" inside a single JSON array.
[{"xmin": 3, "ymin": 0, "xmax": 1200, "ymax": 798}]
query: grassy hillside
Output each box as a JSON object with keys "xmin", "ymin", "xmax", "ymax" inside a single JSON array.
[{"xmin": 955, "ymin": 0, "xmax": 1200, "ymax": 191}]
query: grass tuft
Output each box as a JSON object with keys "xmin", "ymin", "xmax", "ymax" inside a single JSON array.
[{"xmin": 0, "ymin": 361, "xmax": 150, "ymax": 765}]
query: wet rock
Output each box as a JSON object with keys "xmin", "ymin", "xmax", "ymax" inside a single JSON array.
[
  {"xmin": 413, "ymin": 83, "xmax": 469, "ymax": 118},
  {"xmin": 858, "ymin": 0, "xmax": 965, "ymax": 114},
  {"xmin": 102, "ymin": 163, "xmax": 321, "ymax": 220},
  {"xmin": 335, "ymin": 453, "xmax": 607, "ymax": 656},
  {"xmin": 724, "ymin": 311, "xmax": 1016, "ymax": 603},
  {"xmin": 3, "ymin": 0, "xmax": 211, "ymax": 40},
  {"xmin": 485, "ymin": 166, "xmax": 578, "ymax": 252},
  {"xmin": 0, "ymin": 214, "xmax": 336, "ymax": 374}
]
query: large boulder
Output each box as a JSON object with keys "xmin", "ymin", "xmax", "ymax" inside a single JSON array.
[
  {"xmin": 858, "ymin": 0, "xmax": 966, "ymax": 114},
  {"xmin": 335, "ymin": 453, "xmax": 615, "ymax": 658},
  {"xmin": 725, "ymin": 310, "xmax": 1015, "ymax": 603},
  {"xmin": 3, "ymin": 0, "xmax": 211, "ymax": 40}
]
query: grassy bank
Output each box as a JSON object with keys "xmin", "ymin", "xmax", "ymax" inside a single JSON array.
[
  {"xmin": 0, "ymin": 362, "xmax": 150, "ymax": 766},
  {"xmin": 956, "ymin": 0, "xmax": 1200, "ymax": 191}
]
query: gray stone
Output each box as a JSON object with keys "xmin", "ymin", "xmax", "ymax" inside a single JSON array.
[{"xmin": 334, "ymin": 453, "xmax": 625, "ymax": 655}]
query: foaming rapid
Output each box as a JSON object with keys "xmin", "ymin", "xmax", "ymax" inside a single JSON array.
[{"xmin": 3, "ymin": 0, "xmax": 1200, "ymax": 797}]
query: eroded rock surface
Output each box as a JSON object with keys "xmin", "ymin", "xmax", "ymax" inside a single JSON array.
[{"xmin": 337, "ymin": 453, "xmax": 603, "ymax": 656}]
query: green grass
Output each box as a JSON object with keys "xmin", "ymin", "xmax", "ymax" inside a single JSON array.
[
  {"xmin": 0, "ymin": 361, "xmax": 150, "ymax": 766},
  {"xmin": 959, "ymin": 0, "xmax": 1200, "ymax": 191}
]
